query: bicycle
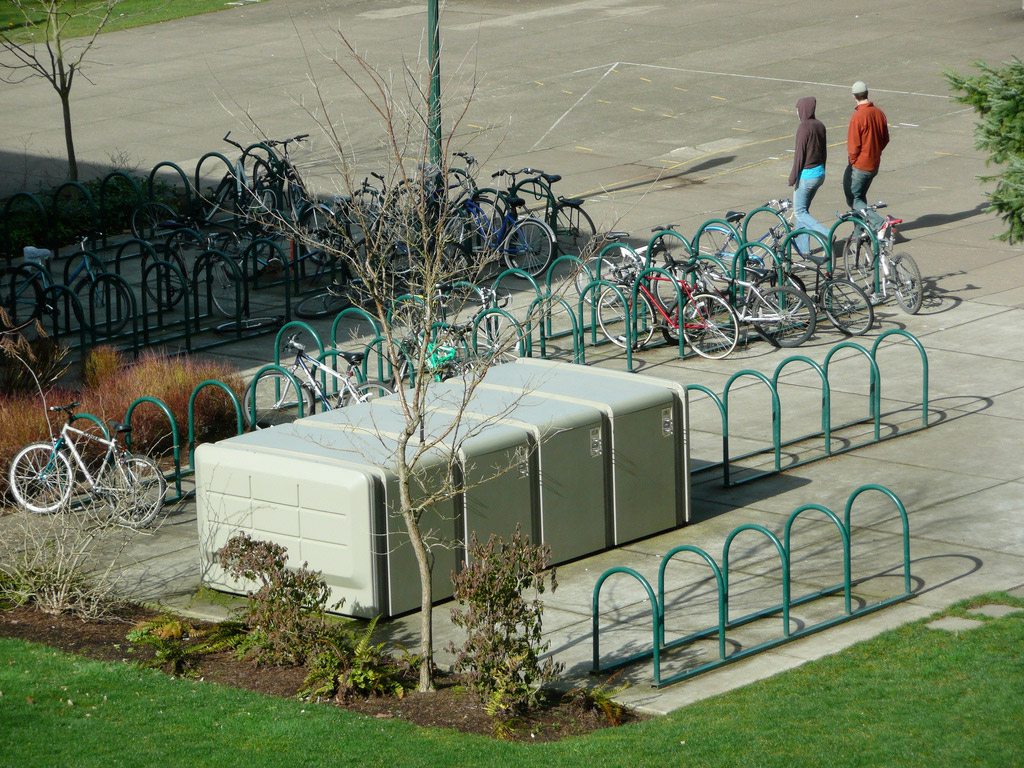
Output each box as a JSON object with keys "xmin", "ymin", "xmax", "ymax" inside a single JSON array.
[
  {"xmin": 242, "ymin": 335, "xmax": 395, "ymax": 428},
  {"xmin": 592, "ymin": 239, "xmax": 740, "ymax": 359},
  {"xmin": 248, "ymin": 133, "xmax": 317, "ymax": 223},
  {"xmin": 2, "ymin": 234, "xmax": 130, "ymax": 335},
  {"xmin": 452, "ymin": 168, "xmax": 557, "ymax": 276},
  {"xmin": 507, "ymin": 168, "xmax": 597, "ymax": 256},
  {"xmin": 8, "ymin": 403, "xmax": 166, "ymax": 527},
  {"xmin": 840, "ymin": 202, "xmax": 923, "ymax": 315},
  {"xmin": 689, "ymin": 200, "xmax": 875, "ymax": 336}
]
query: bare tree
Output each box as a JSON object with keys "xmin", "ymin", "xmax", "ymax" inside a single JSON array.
[
  {"xmin": 241, "ymin": 33, "xmax": 584, "ymax": 693},
  {"xmin": 0, "ymin": 0, "xmax": 130, "ymax": 181}
]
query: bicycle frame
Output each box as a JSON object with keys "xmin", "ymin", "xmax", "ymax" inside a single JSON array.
[
  {"xmin": 52, "ymin": 423, "xmax": 124, "ymax": 496},
  {"xmin": 286, "ymin": 349, "xmax": 364, "ymax": 410}
]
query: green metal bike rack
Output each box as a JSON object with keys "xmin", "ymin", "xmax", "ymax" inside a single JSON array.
[
  {"xmin": 722, "ymin": 369, "xmax": 781, "ymax": 486},
  {"xmin": 124, "ymin": 395, "xmax": 183, "ymax": 502},
  {"xmin": 741, "ymin": 205, "xmax": 789, "ymax": 245},
  {"xmin": 97, "ymin": 171, "xmax": 142, "ymax": 249},
  {"xmin": 139, "ymin": 257, "xmax": 192, "ymax": 351},
  {"xmin": 246, "ymin": 364, "xmax": 308, "ymax": 426},
  {"xmin": 2, "ymin": 192, "xmax": 47, "ymax": 258},
  {"xmin": 689, "ymin": 335, "xmax": 926, "ymax": 487},
  {"xmin": 274, "ymin": 320, "xmax": 324, "ymax": 363},
  {"xmin": 691, "ymin": 218, "xmax": 741, "ymax": 258},
  {"xmin": 592, "ymin": 484, "xmax": 914, "ymax": 688},
  {"xmin": 331, "ymin": 307, "xmax": 381, "ymax": 350},
  {"xmin": 187, "ymin": 380, "xmax": 245, "ymax": 476}
]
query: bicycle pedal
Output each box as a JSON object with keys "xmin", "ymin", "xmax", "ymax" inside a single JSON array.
[{"xmin": 868, "ymin": 293, "xmax": 884, "ymax": 306}]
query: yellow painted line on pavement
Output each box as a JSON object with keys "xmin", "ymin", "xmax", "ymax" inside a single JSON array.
[
  {"xmin": 919, "ymin": 186, "xmax": 943, "ymax": 189},
  {"xmin": 674, "ymin": 86, "xmax": 687, "ymax": 92},
  {"xmin": 640, "ymin": 77, "xmax": 652, "ymax": 82},
  {"xmin": 662, "ymin": 114, "xmax": 677, "ymax": 118},
  {"xmin": 576, "ymin": 146, "xmax": 593, "ymax": 152},
  {"xmin": 935, "ymin": 151, "xmax": 955, "ymax": 156},
  {"xmin": 534, "ymin": 81, "xmax": 544, "ymax": 86},
  {"xmin": 632, "ymin": 107, "xmax": 645, "ymax": 112},
  {"xmin": 598, "ymin": 99, "xmax": 611, "ymax": 104},
  {"xmin": 467, "ymin": 124, "xmax": 486, "ymax": 130},
  {"xmin": 562, "ymin": 90, "xmax": 573, "ymax": 95},
  {"xmin": 711, "ymin": 96, "xmax": 727, "ymax": 101},
  {"xmin": 732, "ymin": 127, "xmax": 752, "ymax": 132}
]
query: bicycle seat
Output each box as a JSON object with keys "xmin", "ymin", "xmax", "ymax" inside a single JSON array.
[
  {"xmin": 800, "ymin": 251, "xmax": 831, "ymax": 267},
  {"xmin": 339, "ymin": 350, "xmax": 365, "ymax": 366},
  {"xmin": 884, "ymin": 215, "xmax": 903, "ymax": 226},
  {"xmin": 558, "ymin": 195, "xmax": 585, "ymax": 206},
  {"xmin": 107, "ymin": 420, "xmax": 131, "ymax": 435},
  {"xmin": 508, "ymin": 196, "xmax": 526, "ymax": 208},
  {"xmin": 541, "ymin": 173, "xmax": 561, "ymax": 184},
  {"xmin": 725, "ymin": 211, "xmax": 745, "ymax": 223}
]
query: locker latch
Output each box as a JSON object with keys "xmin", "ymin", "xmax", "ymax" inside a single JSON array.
[
  {"xmin": 662, "ymin": 407, "xmax": 674, "ymax": 437},
  {"xmin": 590, "ymin": 427, "xmax": 602, "ymax": 457}
]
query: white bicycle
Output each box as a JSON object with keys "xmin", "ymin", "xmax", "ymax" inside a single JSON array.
[{"xmin": 8, "ymin": 403, "xmax": 166, "ymax": 527}]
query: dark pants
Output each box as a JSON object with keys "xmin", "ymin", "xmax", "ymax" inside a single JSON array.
[{"xmin": 843, "ymin": 164, "xmax": 883, "ymax": 228}]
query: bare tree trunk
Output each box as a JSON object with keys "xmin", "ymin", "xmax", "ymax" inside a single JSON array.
[
  {"xmin": 405, "ymin": 509, "xmax": 435, "ymax": 692},
  {"xmin": 59, "ymin": 85, "xmax": 77, "ymax": 181}
]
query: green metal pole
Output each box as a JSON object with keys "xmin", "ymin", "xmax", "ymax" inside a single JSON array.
[{"xmin": 427, "ymin": 0, "xmax": 442, "ymax": 164}]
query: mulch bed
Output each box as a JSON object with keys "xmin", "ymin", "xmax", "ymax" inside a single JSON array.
[{"xmin": 0, "ymin": 603, "xmax": 646, "ymax": 741}]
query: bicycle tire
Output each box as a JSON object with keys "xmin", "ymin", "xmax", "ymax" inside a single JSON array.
[
  {"xmin": 695, "ymin": 224, "xmax": 738, "ymax": 260},
  {"xmin": 130, "ymin": 201, "xmax": 177, "ymax": 241},
  {"xmin": 651, "ymin": 261, "xmax": 690, "ymax": 311},
  {"xmin": 502, "ymin": 218, "xmax": 554, "ymax": 277},
  {"xmin": 214, "ymin": 315, "xmax": 284, "ymax": 336},
  {"xmin": 339, "ymin": 379, "xmax": 395, "ymax": 407},
  {"xmin": 748, "ymin": 284, "xmax": 816, "ymax": 348},
  {"xmin": 821, "ymin": 278, "xmax": 874, "ymax": 336},
  {"xmin": 142, "ymin": 253, "xmax": 188, "ymax": 310},
  {"xmin": 248, "ymin": 158, "xmax": 279, "ymax": 218},
  {"xmin": 597, "ymin": 287, "xmax": 658, "ymax": 349},
  {"xmin": 243, "ymin": 370, "xmax": 313, "ymax": 428},
  {"xmin": 842, "ymin": 232, "xmax": 874, "ymax": 293},
  {"xmin": 80, "ymin": 276, "xmax": 132, "ymax": 337},
  {"xmin": 891, "ymin": 252, "xmax": 923, "ymax": 315},
  {"xmin": 677, "ymin": 292, "xmax": 739, "ymax": 359},
  {"xmin": 9, "ymin": 443, "xmax": 73, "ymax": 514},
  {"xmin": 3, "ymin": 264, "xmax": 46, "ymax": 324},
  {"xmin": 295, "ymin": 290, "xmax": 350, "ymax": 319},
  {"xmin": 208, "ymin": 258, "xmax": 243, "ymax": 318},
  {"xmin": 554, "ymin": 202, "xmax": 596, "ymax": 257},
  {"xmin": 111, "ymin": 455, "xmax": 166, "ymax": 528}
]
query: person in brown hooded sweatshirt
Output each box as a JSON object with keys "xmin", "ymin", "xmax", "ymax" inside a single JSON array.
[{"xmin": 788, "ymin": 96, "xmax": 829, "ymax": 255}]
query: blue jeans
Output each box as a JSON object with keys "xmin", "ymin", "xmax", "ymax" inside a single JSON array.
[
  {"xmin": 843, "ymin": 164, "xmax": 883, "ymax": 228},
  {"xmin": 793, "ymin": 174, "xmax": 829, "ymax": 255}
]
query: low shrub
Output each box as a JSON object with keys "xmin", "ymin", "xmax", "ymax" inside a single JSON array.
[
  {"xmin": 218, "ymin": 533, "xmax": 339, "ymax": 667},
  {"xmin": 448, "ymin": 525, "xmax": 563, "ymax": 721}
]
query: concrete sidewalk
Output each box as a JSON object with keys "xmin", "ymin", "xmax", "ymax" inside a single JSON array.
[{"xmin": 4, "ymin": 0, "xmax": 1024, "ymax": 715}]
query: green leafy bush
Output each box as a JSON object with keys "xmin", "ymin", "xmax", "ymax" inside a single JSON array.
[
  {"xmin": 448, "ymin": 525, "xmax": 563, "ymax": 719},
  {"xmin": 218, "ymin": 533, "xmax": 339, "ymax": 666}
]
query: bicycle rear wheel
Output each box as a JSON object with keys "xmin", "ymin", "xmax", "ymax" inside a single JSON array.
[
  {"xmin": 295, "ymin": 290, "xmax": 350, "ymax": 319},
  {"xmin": 243, "ymin": 371, "xmax": 313, "ymax": 428},
  {"xmin": 679, "ymin": 292, "xmax": 739, "ymax": 359},
  {"xmin": 339, "ymin": 380, "xmax": 395, "ymax": 407},
  {"xmin": 502, "ymin": 218, "xmax": 554, "ymax": 277},
  {"xmin": 130, "ymin": 201, "xmax": 177, "ymax": 241},
  {"xmin": 695, "ymin": 224, "xmax": 738, "ymax": 260},
  {"xmin": 9, "ymin": 443, "xmax": 73, "ymax": 514},
  {"xmin": 3, "ymin": 264, "xmax": 47, "ymax": 324},
  {"xmin": 597, "ymin": 288, "xmax": 658, "ymax": 349},
  {"xmin": 822, "ymin": 278, "xmax": 874, "ymax": 336},
  {"xmin": 748, "ymin": 284, "xmax": 816, "ymax": 348},
  {"xmin": 891, "ymin": 252, "xmax": 923, "ymax": 315},
  {"xmin": 554, "ymin": 202, "xmax": 596, "ymax": 257},
  {"xmin": 842, "ymin": 232, "xmax": 875, "ymax": 293},
  {"xmin": 110, "ymin": 455, "xmax": 166, "ymax": 528}
]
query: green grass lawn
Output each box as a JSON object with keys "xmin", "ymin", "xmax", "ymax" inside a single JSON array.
[
  {"xmin": 1, "ymin": 0, "xmax": 249, "ymax": 44},
  {"xmin": 1, "ymin": 593, "xmax": 1022, "ymax": 767}
]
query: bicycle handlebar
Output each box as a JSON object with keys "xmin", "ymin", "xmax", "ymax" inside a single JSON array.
[{"xmin": 49, "ymin": 403, "xmax": 80, "ymax": 414}]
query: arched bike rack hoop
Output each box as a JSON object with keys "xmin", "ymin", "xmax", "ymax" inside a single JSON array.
[{"xmin": 591, "ymin": 484, "xmax": 914, "ymax": 689}]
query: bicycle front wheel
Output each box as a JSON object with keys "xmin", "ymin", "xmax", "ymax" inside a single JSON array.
[
  {"xmin": 822, "ymin": 278, "xmax": 874, "ymax": 336},
  {"xmin": 112, "ymin": 455, "xmax": 166, "ymax": 528},
  {"xmin": 891, "ymin": 253, "xmax": 923, "ymax": 315},
  {"xmin": 243, "ymin": 371, "xmax": 313, "ymax": 428},
  {"xmin": 680, "ymin": 292, "xmax": 739, "ymax": 359},
  {"xmin": 597, "ymin": 288, "xmax": 658, "ymax": 349},
  {"xmin": 502, "ymin": 218, "xmax": 554, "ymax": 277},
  {"xmin": 554, "ymin": 202, "xmax": 596, "ymax": 257},
  {"xmin": 749, "ymin": 285, "xmax": 816, "ymax": 348},
  {"xmin": 9, "ymin": 443, "xmax": 73, "ymax": 514},
  {"xmin": 295, "ymin": 290, "xmax": 349, "ymax": 319}
]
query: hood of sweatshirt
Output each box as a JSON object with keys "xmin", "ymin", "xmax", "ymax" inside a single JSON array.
[{"xmin": 797, "ymin": 96, "xmax": 817, "ymax": 121}]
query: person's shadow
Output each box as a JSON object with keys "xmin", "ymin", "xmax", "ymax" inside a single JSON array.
[{"xmin": 897, "ymin": 203, "xmax": 988, "ymax": 235}]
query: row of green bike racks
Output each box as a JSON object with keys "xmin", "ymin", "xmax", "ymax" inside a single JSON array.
[
  {"xmin": 592, "ymin": 484, "xmax": 913, "ymax": 688},
  {"xmin": 687, "ymin": 330, "xmax": 928, "ymax": 487}
]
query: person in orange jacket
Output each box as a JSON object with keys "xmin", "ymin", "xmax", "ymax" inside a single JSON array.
[{"xmin": 843, "ymin": 81, "xmax": 889, "ymax": 230}]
